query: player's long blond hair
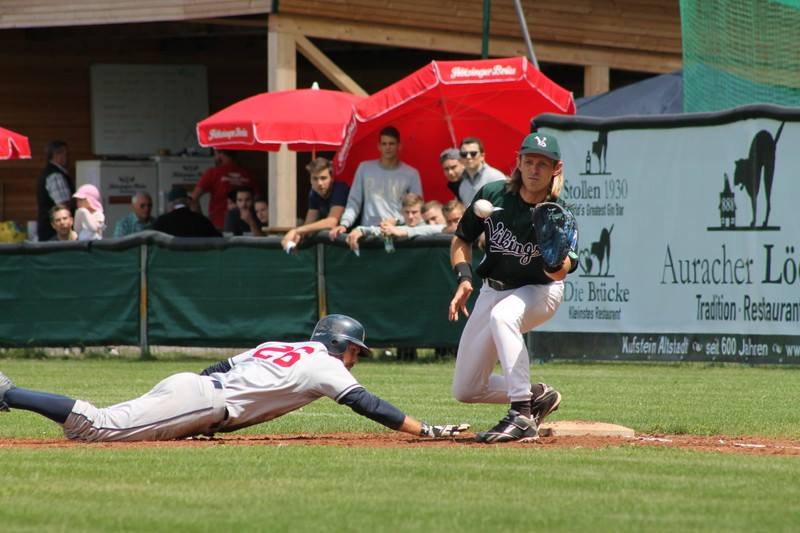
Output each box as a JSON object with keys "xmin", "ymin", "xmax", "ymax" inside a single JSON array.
[{"xmin": 506, "ymin": 157, "xmax": 563, "ymax": 201}]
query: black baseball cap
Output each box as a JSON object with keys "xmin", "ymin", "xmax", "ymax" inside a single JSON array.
[
  {"xmin": 518, "ymin": 133, "xmax": 561, "ymax": 160},
  {"xmin": 168, "ymin": 186, "xmax": 189, "ymax": 203}
]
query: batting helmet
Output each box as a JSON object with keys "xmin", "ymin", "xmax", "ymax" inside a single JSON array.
[{"xmin": 310, "ymin": 314, "xmax": 371, "ymax": 358}]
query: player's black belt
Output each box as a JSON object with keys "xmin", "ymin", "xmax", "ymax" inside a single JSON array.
[
  {"xmin": 485, "ymin": 278, "xmax": 519, "ymax": 291},
  {"xmin": 209, "ymin": 379, "xmax": 229, "ymax": 420}
]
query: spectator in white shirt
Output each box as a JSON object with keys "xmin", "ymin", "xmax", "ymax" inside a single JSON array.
[{"xmin": 329, "ymin": 126, "xmax": 422, "ymax": 241}]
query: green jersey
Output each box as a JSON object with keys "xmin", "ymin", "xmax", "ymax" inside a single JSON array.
[{"xmin": 456, "ymin": 180, "xmax": 559, "ymax": 288}]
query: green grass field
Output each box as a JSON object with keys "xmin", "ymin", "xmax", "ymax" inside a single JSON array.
[{"xmin": 1, "ymin": 357, "xmax": 799, "ymax": 532}]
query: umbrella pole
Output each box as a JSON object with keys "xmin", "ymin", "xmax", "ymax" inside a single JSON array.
[
  {"xmin": 439, "ymin": 95, "xmax": 458, "ymax": 148},
  {"xmin": 481, "ymin": 0, "xmax": 491, "ymax": 59},
  {"xmin": 513, "ymin": 0, "xmax": 539, "ymax": 69}
]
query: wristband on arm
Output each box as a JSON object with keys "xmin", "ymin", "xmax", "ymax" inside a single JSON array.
[
  {"xmin": 453, "ymin": 262, "xmax": 473, "ymax": 285},
  {"xmin": 543, "ymin": 261, "xmax": 564, "ymax": 274}
]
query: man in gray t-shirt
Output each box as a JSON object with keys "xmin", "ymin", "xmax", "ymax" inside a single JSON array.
[
  {"xmin": 329, "ymin": 126, "xmax": 422, "ymax": 240},
  {"xmin": 457, "ymin": 136, "xmax": 507, "ymax": 203}
]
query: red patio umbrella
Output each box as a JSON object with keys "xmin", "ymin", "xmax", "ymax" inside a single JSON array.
[
  {"xmin": 0, "ymin": 126, "xmax": 31, "ymax": 160},
  {"xmin": 334, "ymin": 57, "xmax": 575, "ymax": 202},
  {"xmin": 196, "ymin": 87, "xmax": 364, "ymax": 154}
]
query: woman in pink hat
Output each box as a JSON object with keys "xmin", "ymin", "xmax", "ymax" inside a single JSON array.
[{"xmin": 72, "ymin": 184, "xmax": 105, "ymax": 240}]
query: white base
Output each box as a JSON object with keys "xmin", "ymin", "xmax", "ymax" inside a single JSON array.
[{"xmin": 539, "ymin": 420, "xmax": 635, "ymax": 438}]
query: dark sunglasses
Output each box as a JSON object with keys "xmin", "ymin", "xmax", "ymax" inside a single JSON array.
[
  {"xmin": 139, "ymin": 203, "xmax": 153, "ymax": 208},
  {"xmin": 460, "ymin": 150, "xmax": 480, "ymax": 158}
]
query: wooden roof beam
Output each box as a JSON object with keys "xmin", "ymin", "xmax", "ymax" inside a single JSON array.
[
  {"xmin": 293, "ymin": 34, "xmax": 368, "ymax": 97},
  {"xmin": 270, "ymin": 13, "xmax": 681, "ymax": 74}
]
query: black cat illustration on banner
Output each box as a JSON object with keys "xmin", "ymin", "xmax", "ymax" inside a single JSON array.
[
  {"xmin": 579, "ymin": 225, "xmax": 614, "ymax": 277},
  {"xmin": 708, "ymin": 122, "xmax": 784, "ymax": 232},
  {"xmin": 580, "ymin": 130, "xmax": 610, "ymax": 175}
]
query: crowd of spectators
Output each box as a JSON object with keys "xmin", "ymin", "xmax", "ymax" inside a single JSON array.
[
  {"xmin": 31, "ymin": 129, "xmax": 504, "ymax": 247},
  {"xmin": 35, "ymin": 141, "xmax": 106, "ymax": 242},
  {"xmin": 29, "ymin": 129, "xmax": 510, "ymax": 359},
  {"xmin": 191, "ymin": 149, "xmax": 261, "ymax": 230},
  {"xmin": 33, "ymin": 127, "xmax": 508, "ymax": 243}
]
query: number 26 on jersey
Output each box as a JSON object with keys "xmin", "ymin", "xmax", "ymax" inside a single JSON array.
[{"xmin": 252, "ymin": 344, "xmax": 313, "ymax": 368}]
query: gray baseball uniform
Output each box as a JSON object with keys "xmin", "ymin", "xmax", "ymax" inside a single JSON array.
[
  {"xmin": 63, "ymin": 341, "xmax": 359, "ymax": 442},
  {"xmin": 1, "ymin": 314, "xmax": 472, "ymax": 442}
]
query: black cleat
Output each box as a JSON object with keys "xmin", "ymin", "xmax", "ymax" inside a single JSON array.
[
  {"xmin": 530, "ymin": 383, "xmax": 561, "ymax": 426},
  {"xmin": 474, "ymin": 410, "xmax": 538, "ymax": 443}
]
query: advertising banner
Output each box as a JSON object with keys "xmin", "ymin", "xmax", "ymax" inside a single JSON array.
[{"xmin": 533, "ymin": 106, "xmax": 800, "ymax": 362}]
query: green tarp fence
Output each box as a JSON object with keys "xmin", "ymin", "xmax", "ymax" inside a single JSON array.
[
  {"xmin": 0, "ymin": 242, "xmax": 140, "ymax": 345},
  {"xmin": 0, "ymin": 231, "xmax": 478, "ymax": 349},
  {"xmin": 324, "ymin": 241, "xmax": 472, "ymax": 347},
  {"xmin": 147, "ymin": 241, "xmax": 319, "ymax": 347}
]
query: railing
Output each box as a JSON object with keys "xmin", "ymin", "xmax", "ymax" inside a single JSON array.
[{"xmin": 0, "ymin": 231, "xmax": 472, "ymax": 355}]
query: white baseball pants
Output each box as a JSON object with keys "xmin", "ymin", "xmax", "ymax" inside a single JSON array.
[
  {"xmin": 63, "ymin": 373, "xmax": 227, "ymax": 442},
  {"xmin": 452, "ymin": 281, "xmax": 564, "ymax": 404}
]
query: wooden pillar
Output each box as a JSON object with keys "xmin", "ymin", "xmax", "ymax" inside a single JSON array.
[
  {"xmin": 267, "ymin": 23, "xmax": 297, "ymax": 229},
  {"xmin": 584, "ymin": 64, "xmax": 610, "ymax": 97}
]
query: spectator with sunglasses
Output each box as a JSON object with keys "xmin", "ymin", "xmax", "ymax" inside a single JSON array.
[
  {"xmin": 457, "ymin": 137, "xmax": 507, "ymax": 204},
  {"xmin": 113, "ymin": 192, "xmax": 155, "ymax": 238}
]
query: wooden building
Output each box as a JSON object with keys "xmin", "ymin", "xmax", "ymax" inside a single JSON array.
[{"xmin": 0, "ymin": 1, "xmax": 681, "ymax": 227}]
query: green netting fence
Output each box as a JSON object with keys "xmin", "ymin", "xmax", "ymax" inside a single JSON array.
[
  {"xmin": 0, "ymin": 232, "xmax": 480, "ymax": 351},
  {"xmin": 680, "ymin": 0, "xmax": 800, "ymax": 112}
]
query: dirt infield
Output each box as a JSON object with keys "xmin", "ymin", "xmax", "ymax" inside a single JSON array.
[{"xmin": 2, "ymin": 432, "xmax": 800, "ymax": 456}]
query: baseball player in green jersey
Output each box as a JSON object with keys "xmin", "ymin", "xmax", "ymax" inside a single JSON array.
[
  {"xmin": 0, "ymin": 315, "xmax": 468, "ymax": 442},
  {"xmin": 448, "ymin": 132, "xmax": 579, "ymax": 443}
]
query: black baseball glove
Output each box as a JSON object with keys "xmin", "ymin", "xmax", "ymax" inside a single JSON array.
[{"xmin": 531, "ymin": 202, "xmax": 578, "ymax": 273}]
